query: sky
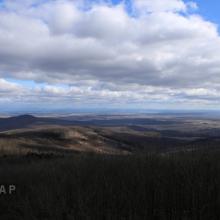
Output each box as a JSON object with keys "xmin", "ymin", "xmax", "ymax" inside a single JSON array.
[{"xmin": 0, "ymin": 0, "xmax": 220, "ymax": 113}]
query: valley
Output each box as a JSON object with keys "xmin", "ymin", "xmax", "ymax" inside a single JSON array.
[{"xmin": 1, "ymin": 114, "xmax": 220, "ymax": 156}]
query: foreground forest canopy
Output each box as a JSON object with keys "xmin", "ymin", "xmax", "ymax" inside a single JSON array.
[{"xmin": 1, "ymin": 152, "xmax": 220, "ymax": 220}]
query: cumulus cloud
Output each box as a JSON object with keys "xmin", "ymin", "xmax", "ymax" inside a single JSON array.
[
  {"xmin": 0, "ymin": 79, "xmax": 22, "ymax": 93},
  {"xmin": 133, "ymin": 0, "xmax": 187, "ymax": 13},
  {"xmin": 0, "ymin": 0, "xmax": 220, "ymax": 109}
]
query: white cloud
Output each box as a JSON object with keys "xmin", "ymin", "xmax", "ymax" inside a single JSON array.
[
  {"xmin": 0, "ymin": 79, "xmax": 22, "ymax": 93},
  {"xmin": 133, "ymin": 0, "xmax": 187, "ymax": 13},
  {"xmin": 0, "ymin": 0, "xmax": 220, "ymax": 109}
]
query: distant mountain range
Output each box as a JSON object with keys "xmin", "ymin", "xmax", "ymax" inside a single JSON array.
[
  {"xmin": 0, "ymin": 114, "xmax": 180, "ymax": 132},
  {"xmin": 0, "ymin": 115, "xmax": 36, "ymax": 131},
  {"xmin": 0, "ymin": 115, "xmax": 72, "ymax": 131}
]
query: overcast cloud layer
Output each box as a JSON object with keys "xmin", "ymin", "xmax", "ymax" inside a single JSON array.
[{"xmin": 1, "ymin": 0, "xmax": 220, "ymax": 111}]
